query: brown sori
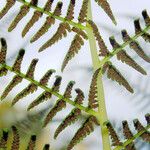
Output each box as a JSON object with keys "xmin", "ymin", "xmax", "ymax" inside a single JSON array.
[
  {"xmin": 121, "ymin": 29, "xmax": 150, "ymax": 63},
  {"xmin": 88, "ymin": 68, "xmax": 101, "ymax": 109},
  {"xmin": 43, "ymin": 81, "xmax": 75, "ymax": 127},
  {"xmin": 106, "ymin": 122, "xmax": 122, "ymax": 146},
  {"xmin": 95, "ymin": 0, "xmax": 116, "ymax": 24},
  {"xmin": 11, "ymin": 126, "xmax": 20, "ymax": 150},
  {"xmin": 122, "ymin": 121, "xmax": 136, "ymax": 150},
  {"xmin": 27, "ymin": 76, "xmax": 62, "ymax": 111},
  {"xmin": 30, "ymin": 2, "xmax": 63, "ymax": 43},
  {"xmin": 134, "ymin": 19, "xmax": 150, "ymax": 43},
  {"xmin": 0, "ymin": 0, "xmax": 16, "ymax": 19},
  {"xmin": 109, "ymin": 36, "xmax": 147, "ymax": 75},
  {"xmin": 54, "ymin": 88, "xmax": 84, "ymax": 139}
]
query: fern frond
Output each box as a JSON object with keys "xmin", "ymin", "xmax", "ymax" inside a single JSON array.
[
  {"xmin": 0, "ymin": 130, "xmax": 8, "ymax": 148},
  {"xmin": 122, "ymin": 121, "xmax": 136, "ymax": 150},
  {"xmin": 22, "ymin": 0, "xmax": 54, "ymax": 37},
  {"xmin": 38, "ymin": 0, "xmax": 76, "ymax": 51},
  {"xmin": 43, "ymin": 81, "xmax": 75, "ymax": 127},
  {"xmin": 108, "ymin": 114, "xmax": 150, "ymax": 150},
  {"xmin": 109, "ymin": 36, "xmax": 147, "ymax": 75},
  {"xmin": 26, "ymin": 59, "xmax": 38, "ymax": 79},
  {"xmin": 103, "ymin": 63, "xmax": 134, "ymax": 93},
  {"xmin": 88, "ymin": 68, "xmax": 100, "ymax": 109},
  {"xmin": 134, "ymin": 19, "xmax": 150, "ymax": 43},
  {"xmin": 12, "ymin": 49, "xmax": 25, "ymax": 72},
  {"xmin": 133, "ymin": 119, "xmax": 150, "ymax": 142},
  {"xmin": 39, "ymin": 22, "xmax": 71, "ymax": 52},
  {"xmin": 54, "ymin": 88, "xmax": 84, "ymax": 139},
  {"xmin": 142, "ymin": 10, "xmax": 150, "ymax": 26},
  {"xmin": 30, "ymin": 2, "xmax": 63, "ymax": 43},
  {"xmin": 27, "ymin": 75, "xmax": 62, "ymax": 110},
  {"xmin": 67, "ymin": 116, "xmax": 98, "ymax": 150},
  {"xmin": 61, "ymin": 34, "xmax": 84, "ymax": 72},
  {"xmin": 27, "ymin": 135, "xmax": 36, "ymax": 150},
  {"xmin": 0, "ymin": 38, "xmax": 7, "ymax": 64},
  {"xmin": 95, "ymin": 0, "xmax": 116, "ymax": 24},
  {"xmin": 11, "ymin": 126, "xmax": 20, "ymax": 150},
  {"xmin": 145, "ymin": 113, "xmax": 150, "ymax": 125},
  {"xmin": 8, "ymin": 0, "xmax": 37, "ymax": 32},
  {"xmin": 106, "ymin": 122, "xmax": 122, "ymax": 146},
  {"xmin": 78, "ymin": 0, "xmax": 88, "ymax": 23},
  {"xmin": 121, "ymin": 29, "xmax": 150, "ymax": 63},
  {"xmin": 1, "ymin": 75, "xmax": 23, "ymax": 100},
  {"xmin": 88, "ymin": 20, "xmax": 110, "ymax": 56},
  {"xmin": 0, "ymin": 0, "xmax": 16, "ymax": 19},
  {"xmin": 0, "ymin": 38, "xmax": 98, "ymax": 117}
]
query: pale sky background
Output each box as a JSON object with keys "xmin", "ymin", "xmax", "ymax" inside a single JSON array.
[{"xmin": 0, "ymin": 0, "xmax": 150, "ymax": 149}]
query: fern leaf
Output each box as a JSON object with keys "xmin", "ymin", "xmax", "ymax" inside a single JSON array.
[
  {"xmin": 39, "ymin": 22, "xmax": 71, "ymax": 52},
  {"xmin": 106, "ymin": 122, "xmax": 122, "ymax": 146},
  {"xmin": 145, "ymin": 113, "xmax": 150, "ymax": 125},
  {"xmin": 27, "ymin": 75, "xmax": 62, "ymax": 111},
  {"xmin": 8, "ymin": 5, "xmax": 30, "ymax": 32},
  {"xmin": 134, "ymin": 19, "xmax": 150, "ymax": 43},
  {"xmin": 67, "ymin": 116, "xmax": 98, "ymax": 150},
  {"xmin": 44, "ymin": 0, "xmax": 54, "ymax": 12},
  {"xmin": 39, "ymin": 69, "xmax": 56, "ymax": 86},
  {"xmin": 0, "ymin": 38, "xmax": 7, "ymax": 64},
  {"xmin": 142, "ymin": 10, "xmax": 150, "ymax": 27},
  {"xmin": 30, "ymin": 2, "xmax": 63, "ymax": 43},
  {"xmin": 39, "ymin": 0, "xmax": 76, "ymax": 52},
  {"xmin": 121, "ymin": 30, "xmax": 150, "ymax": 63},
  {"xmin": 22, "ymin": 0, "xmax": 55, "ymax": 37},
  {"xmin": 54, "ymin": 88, "xmax": 84, "ymax": 139},
  {"xmin": 88, "ymin": 68, "xmax": 100, "ymax": 109},
  {"xmin": 1, "ymin": 75, "xmax": 23, "ymax": 100},
  {"xmin": 12, "ymin": 49, "xmax": 25, "ymax": 72},
  {"xmin": 22, "ymin": 11, "xmax": 42, "ymax": 37},
  {"xmin": 122, "ymin": 121, "xmax": 136, "ymax": 150},
  {"xmin": 72, "ymin": 27, "xmax": 88, "ymax": 39},
  {"xmin": 105, "ymin": 63, "xmax": 134, "ymax": 93},
  {"xmin": 88, "ymin": 20, "xmax": 110, "ymax": 56},
  {"xmin": 65, "ymin": 0, "xmax": 76, "ymax": 21},
  {"xmin": 11, "ymin": 126, "xmax": 20, "ymax": 150},
  {"xmin": 95, "ymin": 0, "xmax": 116, "ymax": 24},
  {"xmin": 78, "ymin": 0, "xmax": 88, "ymax": 23},
  {"xmin": 11, "ymin": 83, "xmax": 37, "ymax": 106},
  {"xmin": 26, "ymin": 59, "xmax": 38, "ymax": 79},
  {"xmin": 43, "ymin": 144, "xmax": 50, "ymax": 150},
  {"xmin": 109, "ymin": 36, "xmax": 147, "ymax": 75},
  {"xmin": 0, "ymin": 130, "xmax": 8, "ymax": 148},
  {"xmin": 0, "ymin": 0, "xmax": 16, "ymax": 19},
  {"xmin": 133, "ymin": 119, "xmax": 150, "ymax": 142},
  {"xmin": 61, "ymin": 34, "xmax": 84, "ymax": 72},
  {"xmin": 43, "ymin": 81, "xmax": 75, "ymax": 127},
  {"xmin": 27, "ymin": 135, "xmax": 36, "ymax": 150}
]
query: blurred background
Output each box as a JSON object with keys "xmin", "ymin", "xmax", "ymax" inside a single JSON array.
[{"xmin": 0, "ymin": 0, "xmax": 150, "ymax": 149}]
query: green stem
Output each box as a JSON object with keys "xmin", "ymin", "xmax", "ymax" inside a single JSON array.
[{"xmin": 86, "ymin": 1, "xmax": 111, "ymax": 150}]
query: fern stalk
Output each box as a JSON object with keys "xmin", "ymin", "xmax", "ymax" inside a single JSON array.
[{"xmin": 86, "ymin": 1, "xmax": 111, "ymax": 150}]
